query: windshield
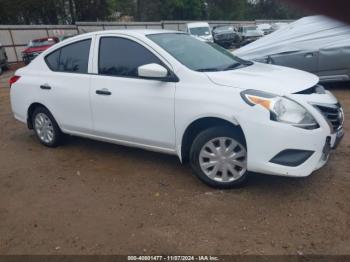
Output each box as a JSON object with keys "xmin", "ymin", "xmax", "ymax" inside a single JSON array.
[
  {"xmin": 244, "ymin": 27, "xmax": 257, "ymax": 32},
  {"xmin": 147, "ymin": 33, "xmax": 251, "ymax": 72},
  {"xmin": 189, "ymin": 27, "xmax": 211, "ymax": 36},
  {"xmin": 28, "ymin": 39, "xmax": 56, "ymax": 48}
]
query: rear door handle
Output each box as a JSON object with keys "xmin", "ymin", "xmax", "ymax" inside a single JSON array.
[
  {"xmin": 40, "ymin": 84, "xmax": 51, "ymax": 90},
  {"xmin": 96, "ymin": 89, "xmax": 112, "ymax": 96}
]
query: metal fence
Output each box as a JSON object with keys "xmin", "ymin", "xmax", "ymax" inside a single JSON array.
[
  {"xmin": 0, "ymin": 25, "xmax": 78, "ymax": 63},
  {"xmin": 0, "ymin": 20, "xmax": 294, "ymax": 63}
]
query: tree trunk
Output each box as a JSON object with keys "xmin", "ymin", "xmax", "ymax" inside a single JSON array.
[{"xmin": 68, "ymin": 0, "xmax": 76, "ymax": 23}]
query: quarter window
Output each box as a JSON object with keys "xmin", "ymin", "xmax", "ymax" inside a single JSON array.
[
  {"xmin": 98, "ymin": 37, "xmax": 163, "ymax": 78},
  {"xmin": 45, "ymin": 49, "xmax": 60, "ymax": 71},
  {"xmin": 45, "ymin": 39, "xmax": 91, "ymax": 73}
]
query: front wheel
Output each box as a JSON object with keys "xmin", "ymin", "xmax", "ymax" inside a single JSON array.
[{"xmin": 190, "ymin": 127, "xmax": 248, "ymax": 189}]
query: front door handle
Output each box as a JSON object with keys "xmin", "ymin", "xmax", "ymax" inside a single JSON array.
[
  {"xmin": 305, "ymin": 53, "xmax": 314, "ymax": 59},
  {"xmin": 96, "ymin": 89, "xmax": 112, "ymax": 96},
  {"xmin": 40, "ymin": 84, "xmax": 51, "ymax": 90}
]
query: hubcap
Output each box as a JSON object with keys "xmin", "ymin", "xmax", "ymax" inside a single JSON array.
[
  {"xmin": 199, "ymin": 137, "xmax": 247, "ymax": 183},
  {"xmin": 34, "ymin": 113, "xmax": 55, "ymax": 144}
]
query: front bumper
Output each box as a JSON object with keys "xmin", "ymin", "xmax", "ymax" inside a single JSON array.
[
  {"xmin": 215, "ymin": 39, "xmax": 235, "ymax": 45},
  {"xmin": 239, "ymin": 91, "xmax": 344, "ymax": 177}
]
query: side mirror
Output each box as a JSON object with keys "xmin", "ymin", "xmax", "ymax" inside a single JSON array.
[{"xmin": 138, "ymin": 63, "xmax": 168, "ymax": 80}]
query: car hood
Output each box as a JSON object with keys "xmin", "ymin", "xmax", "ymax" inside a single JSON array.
[
  {"xmin": 23, "ymin": 45, "xmax": 52, "ymax": 54},
  {"xmin": 205, "ymin": 62, "xmax": 319, "ymax": 95}
]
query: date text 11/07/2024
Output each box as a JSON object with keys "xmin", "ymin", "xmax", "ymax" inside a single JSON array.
[{"xmin": 127, "ymin": 256, "xmax": 220, "ymax": 261}]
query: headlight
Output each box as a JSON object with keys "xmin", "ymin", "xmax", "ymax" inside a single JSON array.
[{"xmin": 241, "ymin": 90, "xmax": 319, "ymax": 129}]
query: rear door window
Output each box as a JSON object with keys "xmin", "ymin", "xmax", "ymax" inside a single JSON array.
[{"xmin": 45, "ymin": 39, "xmax": 91, "ymax": 73}]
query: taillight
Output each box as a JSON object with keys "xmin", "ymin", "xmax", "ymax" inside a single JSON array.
[{"xmin": 9, "ymin": 75, "xmax": 21, "ymax": 88}]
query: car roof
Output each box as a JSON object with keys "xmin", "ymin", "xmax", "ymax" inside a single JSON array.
[
  {"xmin": 102, "ymin": 29, "xmax": 181, "ymax": 35},
  {"xmin": 76, "ymin": 29, "xmax": 184, "ymax": 39},
  {"xmin": 32, "ymin": 37, "xmax": 59, "ymax": 42},
  {"xmin": 44, "ymin": 29, "xmax": 188, "ymax": 53},
  {"xmin": 186, "ymin": 22, "xmax": 210, "ymax": 28}
]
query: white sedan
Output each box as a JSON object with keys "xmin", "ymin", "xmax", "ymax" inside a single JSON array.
[{"xmin": 10, "ymin": 30, "xmax": 344, "ymax": 188}]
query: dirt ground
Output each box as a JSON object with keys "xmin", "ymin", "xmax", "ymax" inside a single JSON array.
[{"xmin": 0, "ymin": 68, "xmax": 349, "ymax": 255}]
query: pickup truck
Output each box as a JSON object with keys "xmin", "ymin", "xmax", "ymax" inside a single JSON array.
[{"xmin": 22, "ymin": 37, "xmax": 59, "ymax": 65}]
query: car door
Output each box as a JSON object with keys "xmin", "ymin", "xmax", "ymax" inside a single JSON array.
[
  {"xmin": 43, "ymin": 38, "xmax": 94, "ymax": 134},
  {"xmin": 318, "ymin": 45, "xmax": 350, "ymax": 81},
  {"xmin": 90, "ymin": 35, "xmax": 176, "ymax": 151},
  {"xmin": 270, "ymin": 50, "xmax": 319, "ymax": 73}
]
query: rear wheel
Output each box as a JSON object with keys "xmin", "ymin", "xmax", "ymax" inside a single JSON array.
[
  {"xmin": 32, "ymin": 107, "xmax": 62, "ymax": 147},
  {"xmin": 190, "ymin": 126, "xmax": 248, "ymax": 189}
]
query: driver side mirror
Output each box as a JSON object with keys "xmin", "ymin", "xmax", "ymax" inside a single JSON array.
[{"xmin": 138, "ymin": 63, "xmax": 168, "ymax": 79}]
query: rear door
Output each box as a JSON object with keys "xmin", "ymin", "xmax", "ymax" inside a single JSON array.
[
  {"xmin": 42, "ymin": 37, "xmax": 94, "ymax": 133},
  {"xmin": 318, "ymin": 45, "xmax": 350, "ymax": 80}
]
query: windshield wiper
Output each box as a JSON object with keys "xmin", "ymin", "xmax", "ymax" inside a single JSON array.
[
  {"xmin": 196, "ymin": 68, "xmax": 221, "ymax": 72},
  {"xmin": 223, "ymin": 63, "xmax": 243, "ymax": 71},
  {"xmin": 197, "ymin": 61, "xmax": 254, "ymax": 72},
  {"xmin": 223, "ymin": 61, "xmax": 254, "ymax": 71}
]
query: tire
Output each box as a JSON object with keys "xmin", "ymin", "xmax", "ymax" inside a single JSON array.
[
  {"xmin": 190, "ymin": 126, "xmax": 248, "ymax": 189},
  {"xmin": 32, "ymin": 106, "xmax": 63, "ymax": 148}
]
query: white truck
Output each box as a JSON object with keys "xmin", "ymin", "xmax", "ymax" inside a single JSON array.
[{"xmin": 186, "ymin": 22, "xmax": 214, "ymax": 43}]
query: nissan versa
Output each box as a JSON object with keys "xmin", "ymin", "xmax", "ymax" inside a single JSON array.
[{"xmin": 10, "ymin": 30, "xmax": 345, "ymax": 188}]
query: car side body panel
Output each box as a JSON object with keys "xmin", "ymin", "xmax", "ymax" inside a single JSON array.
[
  {"xmin": 174, "ymin": 69, "xmax": 243, "ymax": 160},
  {"xmin": 269, "ymin": 51, "xmax": 319, "ymax": 74}
]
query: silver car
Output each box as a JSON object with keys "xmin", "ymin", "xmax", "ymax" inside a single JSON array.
[
  {"xmin": 265, "ymin": 43, "xmax": 350, "ymax": 83},
  {"xmin": 235, "ymin": 16, "xmax": 350, "ymax": 83},
  {"xmin": 237, "ymin": 26, "xmax": 264, "ymax": 46}
]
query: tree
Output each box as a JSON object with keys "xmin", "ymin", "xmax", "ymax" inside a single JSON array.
[
  {"xmin": 206, "ymin": 0, "xmax": 248, "ymax": 20},
  {"xmin": 246, "ymin": 0, "xmax": 306, "ymax": 20},
  {"xmin": 0, "ymin": 0, "xmax": 307, "ymax": 24},
  {"xmin": 159, "ymin": 0, "xmax": 206, "ymax": 20}
]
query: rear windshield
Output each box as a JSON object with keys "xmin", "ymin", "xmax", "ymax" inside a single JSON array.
[
  {"xmin": 244, "ymin": 27, "xmax": 257, "ymax": 32},
  {"xmin": 189, "ymin": 27, "xmax": 211, "ymax": 36}
]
